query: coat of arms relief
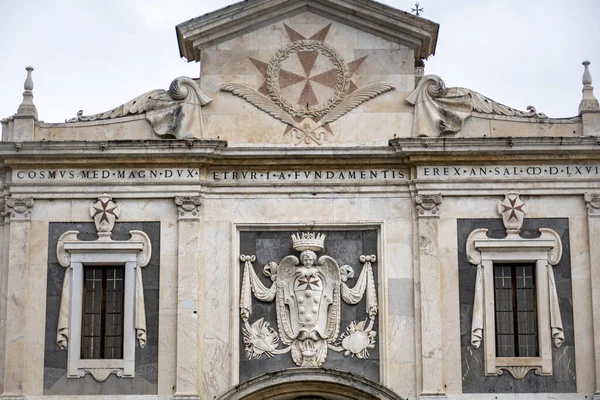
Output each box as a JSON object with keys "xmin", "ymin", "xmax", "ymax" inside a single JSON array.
[
  {"xmin": 239, "ymin": 232, "xmax": 378, "ymax": 368},
  {"xmin": 222, "ymin": 24, "xmax": 395, "ymax": 145}
]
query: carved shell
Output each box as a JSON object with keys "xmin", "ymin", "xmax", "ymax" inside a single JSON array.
[{"xmin": 496, "ymin": 366, "xmax": 541, "ymax": 380}]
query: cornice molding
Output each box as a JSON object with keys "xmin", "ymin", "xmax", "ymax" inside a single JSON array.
[
  {"xmin": 176, "ymin": 0, "xmax": 439, "ymax": 62},
  {"xmin": 1, "ymin": 137, "xmax": 600, "ymax": 166}
]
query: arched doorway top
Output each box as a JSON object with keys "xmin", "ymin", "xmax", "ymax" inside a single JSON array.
[{"xmin": 216, "ymin": 368, "xmax": 406, "ymax": 400}]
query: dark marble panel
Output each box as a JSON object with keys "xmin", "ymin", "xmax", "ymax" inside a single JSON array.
[
  {"xmin": 43, "ymin": 222, "xmax": 160, "ymax": 395},
  {"xmin": 457, "ymin": 218, "xmax": 576, "ymax": 393},
  {"xmin": 238, "ymin": 229, "xmax": 380, "ymax": 383}
]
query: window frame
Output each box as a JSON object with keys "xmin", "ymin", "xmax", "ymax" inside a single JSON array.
[
  {"xmin": 467, "ymin": 228, "xmax": 562, "ymax": 379},
  {"xmin": 68, "ymin": 253, "xmax": 138, "ymax": 379},
  {"xmin": 81, "ymin": 265, "xmax": 126, "ymax": 360},
  {"xmin": 57, "ymin": 230, "xmax": 151, "ymax": 382}
]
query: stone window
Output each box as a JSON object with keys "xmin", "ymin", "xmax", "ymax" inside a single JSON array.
[
  {"xmin": 81, "ymin": 265, "xmax": 125, "ymax": 360},
  {"xmin": 465, "ymin": 193, "xmax": 564, "ymax": 380},
  {"xmin": 54, "ymin": 195, "xmax": 152, "ymax": 382},
  {"xmin": 493, "ymin": 263, "xmax": 538, "ymax": 358}
]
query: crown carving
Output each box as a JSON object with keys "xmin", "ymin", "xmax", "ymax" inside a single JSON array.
[{"xmin": 291, "ymin": 232, "xmax": 325, "ymax": 252}]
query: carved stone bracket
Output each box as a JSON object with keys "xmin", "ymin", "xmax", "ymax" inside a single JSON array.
[
  {"xmin": 4, "ymin": 197, "xmax": 34, "ymax": 221},
  {"xmin": 174, "ymin": 196, "xmax": 202, "ymax": 220},
  {"xmin": 585, "ymin": 192, "xmax": 600, "ymax": 216},
  {"xmin": 496, "ymin": 366, "xmax": 541, "ymax": 380},
  {"xmin": 414, "ymin": 194, "xmax": 442, "ymax": 217},
  {"xmin": 80, "ymin": 368, "xmax": 123, "ymax": 382}
]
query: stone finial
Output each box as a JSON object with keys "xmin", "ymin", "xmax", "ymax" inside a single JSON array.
[
  {"xmin": 579, "ymin": 61, "xmax": 600, "ymax": 114},
  {"xmin": 498, "ymin": 192, "xmax": 528, "ymax": 236},
  {"xmin": 16, "ymin": 66, "xmax": 38, "ymax": 119}
]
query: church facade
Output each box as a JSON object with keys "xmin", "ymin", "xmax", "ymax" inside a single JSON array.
[{"xmin": 1, "ymin": 1, "xmax": 600, "ymax": 399}]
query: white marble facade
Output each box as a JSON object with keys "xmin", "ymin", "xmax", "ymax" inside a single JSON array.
[{"xmin": 1, "ymin": 1, "xmax": 600, "ymax": 399}]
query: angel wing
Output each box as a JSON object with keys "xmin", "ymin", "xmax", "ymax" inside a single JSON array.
[
  {"xmin": 316, "ymin": 82, "xmax": 396, "ymax": 128},
  {"xmin": 317, "ymin": 255, "xmax": 341, "ymax": 285},
  {"xmin": 317, "ymin": 255, "xmax": 342, "ymax": 340},
  {"xmin": 221, "ymin": 83, "xmax": 299, "ymax": 127}
]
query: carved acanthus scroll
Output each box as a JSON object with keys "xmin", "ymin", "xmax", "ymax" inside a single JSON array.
[
  {"xmin": 66, "ymin": 77, "xmax": 212, "ymax": 139},
  {"xmin": 406, "ymin": 75, "xmax": 547, "ymax": 137}
]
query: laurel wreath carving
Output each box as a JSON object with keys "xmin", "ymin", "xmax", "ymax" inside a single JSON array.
[{"xmin": 266, "ymin": 40, "xmax": 350, "ymax": 118}]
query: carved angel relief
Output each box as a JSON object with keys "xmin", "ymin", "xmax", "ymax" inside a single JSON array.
[
  {"xmin": 239, "ymin": 233, "xmax": 378, "ymax": 367},
  {"xmin": 222, "ymin": 24, "xmax": 395, "ymax": 145}
]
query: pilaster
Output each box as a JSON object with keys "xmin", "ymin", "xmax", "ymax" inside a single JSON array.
[
  {"xmin": 584, "ymin": 193, "xmax": 600, "ymax": 400},
  {"xmin": 172, "ymin": 196, "xmax": 202, "ymax": 400},
  {"xmin": 0, "ymin": 197, "xmax": 34, "ymax": 399},
  {"xmin": 414, "ymin": 194, "xmax": 446, "ymax": 400}
]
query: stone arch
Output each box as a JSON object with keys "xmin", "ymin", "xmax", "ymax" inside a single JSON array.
[{"xmin": 216, "ymin": 368, "xmax": 405, "ymax": 400}]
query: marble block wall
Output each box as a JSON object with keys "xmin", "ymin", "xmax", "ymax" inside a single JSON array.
[
  {"xmin": 238, "ymin": 229, "xmax": 379, "ymax": 382},
  {"xmin": 43, "ymin": 222, "xmax": 160, "ymax": 395},
  {"xmin": 457, "ymin": 218, "xmax": 576, "ymax": 393}
]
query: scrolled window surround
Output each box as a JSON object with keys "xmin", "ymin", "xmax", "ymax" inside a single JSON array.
[
  {"xmin": 466, "ymin": 192, "xmax": 564, "ymax": 380},
  {"xmin": 55, "ymin": 194, "xmax": 152, "ymax": 383}
]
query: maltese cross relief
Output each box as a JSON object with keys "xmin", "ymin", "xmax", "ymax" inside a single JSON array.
[{"xmin": 221, "ymin": 24, "xmax": 395, "ymax": 145}]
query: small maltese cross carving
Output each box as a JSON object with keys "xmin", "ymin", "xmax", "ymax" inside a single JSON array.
[
  {"xmin": 498, "ymin": 192, "xmax": 528, "ymax": 234},
  {"xmin": 90, "ymin": 194, "xmax": 120, "ymax": 238}
]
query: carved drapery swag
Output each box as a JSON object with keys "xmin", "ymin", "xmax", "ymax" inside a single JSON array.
[
  {"xmin": 406, "ymin": 75, "xmax": 547, "ymax": 137},
  {"xmin": 66, "ymin": 77, "xmax": 212, "ymax": 139}
]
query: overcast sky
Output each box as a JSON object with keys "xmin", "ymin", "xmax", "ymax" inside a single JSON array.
[{"xmin": 0, "ymin": 0, "xmax": 598, "ymax": 123}]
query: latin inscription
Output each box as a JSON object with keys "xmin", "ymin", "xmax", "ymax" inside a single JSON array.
[
  {"xmin": 13, "ymin": 168, "xmax": 200, "ymax": 182},
  {"xmin": 211, "ymin": 169, "xmax": 407, "ymax": 182},
  {"xmin": 418, "ymin": 165, "xmax": 600, "ymax": 179},
  {"xmin": 13, "ymin": 165, "xmax": 600, "ymax": 184}
]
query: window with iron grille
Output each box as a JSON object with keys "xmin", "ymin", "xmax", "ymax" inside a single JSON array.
[
  {"xmin": 493, "ymin": 264, "xmax": 538, "ymax": 357},
  {"xmin": 81, "ymin": 266, "xmax": 125, "ymax": 359}
]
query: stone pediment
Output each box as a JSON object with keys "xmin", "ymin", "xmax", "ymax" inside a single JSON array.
[{"xmin": 176, "ymin": 0, "xmax": 439, "ymax": 62}]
